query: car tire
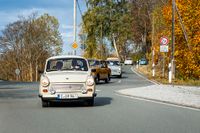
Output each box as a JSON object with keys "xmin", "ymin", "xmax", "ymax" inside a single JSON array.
[
  {"xmin": 42, "ymin": 100, "xmax": 50, "ymax": 107},
  {"xmin": 105, "ymin": 74, "xmax": 110, "ymax": 83},
  {"xmin": 86, "ymin": 97, "xmax": 94, "ymax": 106},
  {"xmin": 95, "ymin": 75, "xmax": 100, "ymax": 84}
]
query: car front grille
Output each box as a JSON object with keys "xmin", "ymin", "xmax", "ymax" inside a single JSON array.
[{"xmin": 50, "ymin": 83, "xmax": 84, "ymax": 93}]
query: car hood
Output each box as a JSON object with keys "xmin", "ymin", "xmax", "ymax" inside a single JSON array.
[
  {"xmin": 45, "ymin": 71, "xmax": 89, "ymax": 83},
  {"xmin": 108, "ymin": 65, "xmax": 121, "ymax": 70}
]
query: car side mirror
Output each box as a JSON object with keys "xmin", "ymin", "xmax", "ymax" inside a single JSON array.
[
  {"xmin": 91, "ymin": 69, "xmax": 96, "ymax": 72},
  {"xmin": 38, "ymin": 70, "xmax": 44, "ymax": 74}
]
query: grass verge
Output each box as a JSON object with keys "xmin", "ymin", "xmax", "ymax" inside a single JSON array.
[{"xmin": 136, "ymin": 65, "xmax": 200, "ymax": 86}]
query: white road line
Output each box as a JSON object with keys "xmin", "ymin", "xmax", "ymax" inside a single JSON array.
[
  {"xmin": 116, "ymin": 93, "xmax": 200, "ymax": 112},
  {"xmin": 96, "ymin": 89, "xmax": 101, "ymax": 92},
  {"xmin": 118, "ymin": 80, "xmax": 121, "ymax": 83},
  {"xmin": 131, "ymin": 67, "xmax": 159, "ymax": 85}
]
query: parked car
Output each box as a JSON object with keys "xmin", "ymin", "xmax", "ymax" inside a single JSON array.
[
  {"xmin": 124, "ymin": 58, "xmax": 133, "ymax": 65},
  {"xmin": 139, "ymin": 58, "xmax": 148, "ymax": 65},
  {"xmin": 39, "ymin": 55, "xmax": 96, "ymax": 107},
  {"xmin": 106, "ymin": 57, "xmax": 122, "ymax": 78},
  {"xmin": 88, "ymin": 59, "xmax": 111, "ymax": 84}
]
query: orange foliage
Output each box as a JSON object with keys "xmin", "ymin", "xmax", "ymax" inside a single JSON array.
[
  {"xmin": 162, "ymin": 0, "xmax": 200, "ymax": 79},
  {"xmin": 154, "ymin": 0, "xmax": 200, "ymax": 79}
]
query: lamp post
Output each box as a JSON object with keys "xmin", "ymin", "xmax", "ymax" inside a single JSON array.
[{"xmin": 73, "ymin": 0, "xmax": 77, "ymax": 55}]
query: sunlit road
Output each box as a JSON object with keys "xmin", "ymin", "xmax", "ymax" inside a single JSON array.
[{"xmin": 0, "ymin": 66, "xmax": 200, "ymax": 133}]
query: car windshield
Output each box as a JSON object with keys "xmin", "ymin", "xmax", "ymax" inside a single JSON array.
[
  {"xmin": 88, "ymin": 60, "xmax": 100, "ymax": 67},
  {"xmin": 46, "ymin": 58, "xmax": 88, "ymax": 72},
  {"xmin": 107, "ymin": 61, "xmax": 120, "ymax": 66},
  {"xmin": 140, "ymin": 58, "xmax": 147, "ymax": 61}
]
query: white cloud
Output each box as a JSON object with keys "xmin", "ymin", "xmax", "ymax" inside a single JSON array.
[
  {"xmin": 61, "ymin": 24, "xmax": 74, "ymax": 29},
  {"xmin": 61, "ymin": 32, "xmax": 74, "ymax": 38}
]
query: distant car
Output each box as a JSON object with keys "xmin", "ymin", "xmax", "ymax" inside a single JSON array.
[
  {"xmin": 124, "ymin": 58, "xmax": 133, "ymax": 65},
  {"xmin": 88, "ymin": 59, "xmax": 111, "ymax": 84},
  {"xmin": 39, "ymin": 55, "xmax": 96, "ymax": 107},
  {"xmin": 139, "ymin": 58, "xmax": 148, "ymax": 65},
  {"xmin": 106, "ymin": 57, "xmax": 122, "ymax": 78}
]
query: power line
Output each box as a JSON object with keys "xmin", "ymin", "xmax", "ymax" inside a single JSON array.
[
  {"xmin": 77, "ymin": 0, "xmax": 84, "ymax": 22},
  {"xmin": 77, "ymin": 0, "xmax": 87, "ymax": 33},
  {"xmin": 84, "ymin": 0, "xmax": 88, "ymax": 9}
]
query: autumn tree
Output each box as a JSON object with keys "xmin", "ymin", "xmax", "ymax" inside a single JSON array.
[
  {"xmin": 157, "ymin": 0, "xmax": 200, "ymax": 79},
  {"xmin": 0, "ymin": 13, "xmax": 63, "ymax": 81}
]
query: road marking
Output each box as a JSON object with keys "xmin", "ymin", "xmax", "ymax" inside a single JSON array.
[
  {"xmin": 116, "ymin": 93, "xmax": 200, "ymax": 112},
  {"xmin": 131, "ymin": 67, "xmax": 160, "ymax": 85},
  {"xmin": 96, "ymin": 89, "xmax": 101, "ymax": 92},
  {"xmin": 118, "ymin": 80, "xmax": 121, "ymax": 83}
]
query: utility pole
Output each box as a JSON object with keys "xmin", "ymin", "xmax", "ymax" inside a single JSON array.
[
  {"xmin": 73, "ymin": 0, "xmax": 77, "ymax": 55},
  {"xmin": 152, "ymin": 14, "xmax": 155, "ymax": 77},
  {"xmin": 169, "ymin": 0, "xmax": 175, "ymax": 83}
]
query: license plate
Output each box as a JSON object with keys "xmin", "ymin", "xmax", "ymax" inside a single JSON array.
[{"xmin": 57, "ymin": 94, "xmax": 78, "ymax": 99}]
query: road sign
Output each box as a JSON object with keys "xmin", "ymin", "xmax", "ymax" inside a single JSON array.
[
  {"xmin": 72, "ymin": 42, "xmax": 78, "ymax": 49},
  {"xmin": 160, "ymin": 37, "xmax": 169, "ymax": 45},
  {"xmin": 160, "ymin": 45, "xmax": 169, "ymax": 52},
  {"xmin": 15, "ymin": 69, "xmax": 20, "ymax": 75}
]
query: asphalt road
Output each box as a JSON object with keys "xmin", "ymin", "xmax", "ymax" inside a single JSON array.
[{"xmin": 0, "ymin": 66, "xmax": 200, "ymax": 133}]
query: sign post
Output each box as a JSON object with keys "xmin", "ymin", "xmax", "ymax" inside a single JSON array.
[
  {"xmin": 160, "ymin": 37, "xmax": 169, "ymax": 79},
  {"xmin": 72, "ymin": 41, "xmax": 78, "ymax": 55},
  {"xmin": 160, "ymin": 36, "xmax": 169, "ymax": 52},
  {"xmin": 72, "ymin": 41, "xmax": 78, "ymax": 49},
  {"xmin": 15, "ymin": 68, "xmax": 20, "ymax": 81}
]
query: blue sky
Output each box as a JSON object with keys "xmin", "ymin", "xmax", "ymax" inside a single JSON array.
[{"xmin": 0, "ymin": 0, "xmax": 87, "ymax": 55}]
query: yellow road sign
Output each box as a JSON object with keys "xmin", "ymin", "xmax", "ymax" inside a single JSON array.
[{"xmin": 72, "ymin": 42, "xmax": 78, "ymax": 49}]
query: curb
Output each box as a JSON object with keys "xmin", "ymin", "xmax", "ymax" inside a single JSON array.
[
  {"xmin": 131, "ymin": 67, "xmax": 161, "ymax": 85},
  {"xmin": 115, "ymin": 91, "xmax": 200, "ymax": 111}
]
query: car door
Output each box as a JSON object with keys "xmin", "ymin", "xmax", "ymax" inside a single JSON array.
[{"xmin": 101, "ymin": 61, "xmax": 108, "ymax": 79}]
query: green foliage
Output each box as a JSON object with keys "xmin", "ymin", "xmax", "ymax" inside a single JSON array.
[{"xmin": 82, "ymin": 0, "xmax": 133, "ymax": 59}]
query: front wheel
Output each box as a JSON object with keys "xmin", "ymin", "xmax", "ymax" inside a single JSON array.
[
  {"xmin": 105, "ymin": 74, "xmax": 110, "ymax": 83},
  {"xmin": 42, "ymin": 100, "xmax": 50, "ymax": 107},
  {"xmin": 95, "ymin": 75, "xmax": 100, "ymax": 84},
  {"xmin": 118, "ymin": 74, "xmax": 122, "ymax": 78},
  {"xmin": 86, "ymin": 97, "xmax": 94, "ymax": 106}
]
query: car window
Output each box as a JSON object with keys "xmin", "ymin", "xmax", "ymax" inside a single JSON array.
[
  {"xmin": 46, "ymin": 58, "xmax": 88, "ymax": 72},
  {"xmin": 107, "ymin": 61, "xmax": 120, "ymax": 66},
  {"xmin": 100, "ymin": 61, "xmax": 107, "ymax": 68},
  {"xmin": 88, "ymin": 60, "xmax": 100, "ymax": 67}
]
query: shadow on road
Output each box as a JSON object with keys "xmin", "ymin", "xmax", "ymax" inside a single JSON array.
[
  {"xmin": 94, "ymin": 97, "xmax": 112, "ymax": 106},
  {"xmin": 110, "ymin": 76, "xmax": 128, "ymax": 79},
  {"xmin": 47, "ymin": 97, "xmax": 112, "ymax": 108}
]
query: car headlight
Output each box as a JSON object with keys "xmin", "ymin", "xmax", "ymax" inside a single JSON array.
[
  {"xmin": 86, "ymin": 76, "xmax": 94, "ymax": 86},
  {"xmin": 118, "ymin": 67, "xmax": 121, "ymax": 71},
  {"xmin": 41, "ymin": 76, "xmax": 50, "ymax": 87}
]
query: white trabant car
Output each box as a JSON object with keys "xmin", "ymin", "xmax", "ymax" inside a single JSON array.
[
  {"xmin": 39, "ymin": 55, "xmax": 96, "ymax": 107},
  {"xmin": 106, "ymin": 57, "xmax": 122, "ymax": 78}
]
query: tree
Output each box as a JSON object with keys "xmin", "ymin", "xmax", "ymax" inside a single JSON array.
[
  {"xmin": 161, "ymin": 0, "xmax": 200, "ymax": 79},
  {"xmin": 0, "ymin": 13, "xmax": 63, "ymax": 81},
  {"xmin": 130, "ymin": 0, "xmax": 163, "ymax": 57},
  {"xmin": 150, "ymin": 0, "xmax": 200, "ymax": 80},
  {"xmin": 82, "ymin": 0, "xmax": 133, "ymax": 60}
]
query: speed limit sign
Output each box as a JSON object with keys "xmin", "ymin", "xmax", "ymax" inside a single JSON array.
[{"xmin": 160, "ymin": 37, "xmax": 169, "ymax": 45}]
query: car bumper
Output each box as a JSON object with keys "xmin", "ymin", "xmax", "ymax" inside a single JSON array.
[
  {"xmin": 111, "ymin": 70, "xmax": 122, "ymax": 76},
  {"xmin": 39, "ymin": 93, "xmax": 97, "ymax": 101}
]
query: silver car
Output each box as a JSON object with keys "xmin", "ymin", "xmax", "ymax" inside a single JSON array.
[{"xmin": 107, "ymin": 58, "xmax": 122, "ymax": 78}]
